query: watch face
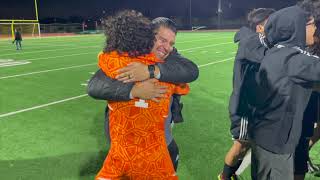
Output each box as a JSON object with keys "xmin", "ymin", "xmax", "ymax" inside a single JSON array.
[{"xmin": 148, "ymin": 65, "xmax": 155, "ymax": 78}]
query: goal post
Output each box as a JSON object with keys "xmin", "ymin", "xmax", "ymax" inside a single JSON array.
[
  {"xmin": 0, "ymin": 0, "xmax": 40, "ymax": 39},
  {"xmin": 0, "ymin": 21, "xmax": 41, "ymax": 39}
]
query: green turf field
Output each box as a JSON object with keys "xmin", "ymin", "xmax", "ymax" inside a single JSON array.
[{"xmin": 1, "ymin": 32, "xmax": 320, "ymax": 180}]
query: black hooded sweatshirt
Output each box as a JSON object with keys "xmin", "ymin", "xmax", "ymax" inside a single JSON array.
[
  {"xmin": 250, "ymin": 6, "xmax": 320, "ymax": 154},
  {"xmin": 229, "ymin": 27, "xmax": 268, "ymax": 133}
]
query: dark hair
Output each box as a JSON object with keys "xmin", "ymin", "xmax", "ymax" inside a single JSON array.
[
  {"xmin": 298, "ymin": 0, "xmax": 320, "ymax": 21},
  {"xmin": 103, "ymin": 10, "xmax": 154, "ymax": 57},
  {"xmin": 310, "ymin": 20, "xmax": 320, "ymax": 55},
  {"xmin": 152, "ymin": 17, "xmax": 177, "ymax": 34},
  {"xmin": 247, "ymin": 8, "xmax": 275, "ymax": 31}
]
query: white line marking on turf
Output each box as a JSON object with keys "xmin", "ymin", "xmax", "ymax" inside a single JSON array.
[
  {"xmin": 26, "ymin": 42, "xmax": 233, "ymax": 61},
  {"xmin": 81, "ymin": 83, "xmax": 88, "ymax": 86},
  {"xmin": 25, "ymin": 52, "xmax": 97, "ymax": 61},
  {"xmin": 0, "ymin": 63, "xmax": 96, "ymax": 80},
  {"xmin": 0, "ymin": 56, "xmax": 233, "ymax": 118},
  {"xmin": 180, "ymin": 42, "xmax": 233, "ymax": 52},
  {"xmin": 0, "ymin": 94, "xmax": 88, "ymax": 118},
  {"xmin": 0, "ymin": 42, "xmax": 233, "ymax": 63},
  {"xmin": 0, "ymin": 42, "xmax": 99, "ymax": 51},
  {"xmin": 0, "ymin": 61, "xmax": 31, "ymax": 68},
  {"xmin": 197, "ymin": 57, "xmax": 234, "ymax": 68},
  {"xmin": 0, "ymin": 59, "xmax": 13, "ymax": 62},
  {"xmin": 177, "ymin": 36, "xmax": 231, "ymax": 44},
  {"xmin": 0, "ymin": 45, "xmax": 100, "ymax": 56}
]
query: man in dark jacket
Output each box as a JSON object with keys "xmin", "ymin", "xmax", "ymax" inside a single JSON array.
[
  {"xmin": 249, "ymin": 6, "xmax": 318, "ymax": 180},
  {"xmin": 87, "ymin": 17, "xmax": 199, "ymax": 171},
  {"xmin": 219, "ymin": 8, "xmax": 274, "ymax": 180}
]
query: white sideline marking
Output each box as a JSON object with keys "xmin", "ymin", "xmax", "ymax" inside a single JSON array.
[
  {"xmin": 0, "ymin": 61, "xmax": 31, "ymax": 68},
  {"xmin": 197, "ymin": 57, "xmax": 233, "ymax": 68},
  {"xmin": 0, "ymin": 59, "xmax": 13, "ymax": 62},
  {"xmin": 0, "ymin": 34, "xmax": 102, "ymax": 42},
  {"xmin": 26, "ymin": 52, "xmax": 97, "ymax": 61},
  {"xmin": 0, "ymin": 56, "xmax": 234, "ymax": 118},
  {"xmin": 177, "ymin": 36, "xmax": 231, "ymax": 44},
  {"xmin": 0, "ymin": 42, "xmax": 233, "ymax": 62},
  {"xmin": 180, "ymin": 42, "xmax": 233, "ymax": 52},
  {"xmin": 0, "ymin": 45, "xmax": 100, "ymax": 56},
  {"xmin": 0, "ymin": 63, "xmax": 96, "ymax": 80},
  {"xmin": 81, "ymin": 83, "xmax": 88, "ymax": 86},
  {"xmin": 0, "ymin": 94, "xmax": 88, "ymax": 118}
]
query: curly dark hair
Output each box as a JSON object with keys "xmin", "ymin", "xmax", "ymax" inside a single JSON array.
[
  {"xmin": 298, "ymin": 0, "xmax": 320, "ymax": 21},
  {"xmin": 310, "ymin": 21, "xmax": 320, "ymax": 55},
  {"xmin": 103, "ymin": 10, "xmax": 154, "ymax": 57}
]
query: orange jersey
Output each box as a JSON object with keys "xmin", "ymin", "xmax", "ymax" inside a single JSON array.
[{"xmin": 96, "ymin": 51, "xmax": 189, "ymax": 180}]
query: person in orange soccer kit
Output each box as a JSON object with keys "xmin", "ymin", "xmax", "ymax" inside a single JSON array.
[{"xmin": 95, "ymin": 10, "xmax": 189, "ymax": 180}]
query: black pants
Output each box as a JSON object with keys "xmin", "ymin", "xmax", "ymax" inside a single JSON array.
[
  {"xmin": 251, "ymin": 144, "xmax": 293, "ymax": 180},
  {"xmin": 15, "ymin": 40, "xmax": 22, "ymax": 49},
  {"xmin": 294, "ymin": 137, "xmax": 309, "ymax": 175}
]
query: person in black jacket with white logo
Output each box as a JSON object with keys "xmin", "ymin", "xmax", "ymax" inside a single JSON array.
[
  {"xmin": 219, "ymin": 8, "xmax": 275, "ymax": 180},
  {"xmin": 248, "ymin": 6, "xmax": 318, "ymax": 180}
]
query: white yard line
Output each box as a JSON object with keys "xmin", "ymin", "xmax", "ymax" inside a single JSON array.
[
  {"xmin": 0, "ymin": 56, "xmax": 234, "ymax": 118},
  {"xmin": 0, "ymin": 42, "xmax": 233, "ymax": 65},
  {"xmin": 197, "ymin": 57, "xmax": 234, "ymax": 68},
  {"xmin": 0, "ymin": 61, "xmax": 31, "ymax": 68},
  {"xmin": 0, "ymin": 47, "xmax": 236, "ymax": 79},
  {"xmin": 177, "ymin": 36, "xmax": 231, "ymax": 44},
  {"xmin": 0, "ymin": 94, "xmax": 88, "ymax": 118},
  {"xmin": 0, "ymin": 45, "xmax": 100, "ymax": 56},
  {"xmin": 25, "ymin": 52, "xmax": 97, "ymax": 61},
  {"xmin": 0, "ymin": 42, "xmax": 100, "ymax": 51},
  {"xmin": 180, "ymin": 42, "xmax": 233, "ymax": 52},
  {"xmin": 0, "ymin": 63, "xmax": 96, "ymax": 80},
  {"xmin": 0, "ymin": 34, "xmax": 102, "ymax": 42}
]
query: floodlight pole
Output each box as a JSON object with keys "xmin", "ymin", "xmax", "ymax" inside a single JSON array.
[
  {"xmin": 218, "ymin": 0, "xmax": 222, "ymax": 29},
  {"xmin": 189, "ymin": 0, "xmax": 192, "ymax": 30}
]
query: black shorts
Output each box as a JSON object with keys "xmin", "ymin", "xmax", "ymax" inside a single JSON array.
[
  {"xmin": 231, "ymin": 116, "xmax": 249, "ymax": 141},
  {"xmin": 294, "ymin": 137, "xmax": 309, "ymax": 175}
]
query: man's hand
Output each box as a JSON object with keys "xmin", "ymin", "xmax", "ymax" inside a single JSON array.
[
  {"xmin": 116, "ymin": 62, "xmax": 149, "ymax": 83},
  {"xmin": 130, "ymin": 79, "xmax": 167, "ymax": 102}
]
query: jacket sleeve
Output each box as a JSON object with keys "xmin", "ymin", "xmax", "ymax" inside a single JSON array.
[
  {"xmin": 288, "ymin": 54, "xmax": 320, "ymax": 86},
  {"xmin": 158, "ymin": 48, "xmax": 199, "ymax": 83},
  {"xmin": 87, "ymin": 69, "xmax": 134, "ymax": 101}
]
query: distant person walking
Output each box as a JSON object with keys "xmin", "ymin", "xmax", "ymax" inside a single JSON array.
[{"xmin": 12, "ymin": 29, "xmax": 22, "ymax": 50}]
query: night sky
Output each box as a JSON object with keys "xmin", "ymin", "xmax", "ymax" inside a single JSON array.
[{"xmin": 1, "ymin": 0, "xmax": 299, "ymax": 20}]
